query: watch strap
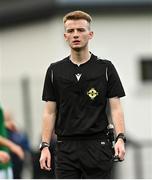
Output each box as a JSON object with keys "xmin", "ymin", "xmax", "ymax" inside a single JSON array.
[
  {"xmin": 115, "ymin": 133, "xmax": 126, "ymax": 143},
  {"xmin": 39, "ymin": 142, "xmax": 50, "ymax": 151}
]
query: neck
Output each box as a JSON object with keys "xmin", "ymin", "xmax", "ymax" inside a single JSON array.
[{"xmin": 70, "ymin": 48, "xmax": 91, "ymax": 65}]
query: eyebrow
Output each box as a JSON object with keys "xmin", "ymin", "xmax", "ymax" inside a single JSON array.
[{"xmin": 66, "ymin": 27, "xmax": 87, "ymax": 31}]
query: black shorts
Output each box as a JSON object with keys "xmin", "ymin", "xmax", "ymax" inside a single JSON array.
[{"xmin": 55, "ymin": 138, "xmax": 114, "ymax": 179}]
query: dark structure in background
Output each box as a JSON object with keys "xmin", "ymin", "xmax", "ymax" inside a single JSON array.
[
  {"xmin": 0, "ymin": 0, "xmax": 152, "ymax": 28},
  {"xmin": 140, "ymin": 58, "xmax": 152, "ymax": 81}
]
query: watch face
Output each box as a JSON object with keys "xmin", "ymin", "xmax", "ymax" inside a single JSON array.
[
  {"xmin": 39, "ymin": 143, "xmax": 42, "ymax": 149},
  {"xmin": 39, "ymin": 143, "xmax": 43, "ymax": 150}
]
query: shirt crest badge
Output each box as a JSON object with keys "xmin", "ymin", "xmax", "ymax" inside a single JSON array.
[{"xmin": 87, "ymin": 88, "xmax": 99, "ymax": 100}]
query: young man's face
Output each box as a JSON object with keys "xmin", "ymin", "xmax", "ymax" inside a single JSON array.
[{"xmin": 64, "ymin": 19, "xmax": 93, "ymax": 51}]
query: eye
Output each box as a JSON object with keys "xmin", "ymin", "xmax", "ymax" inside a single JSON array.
[
  {"xmin": 78, "ymin": 28, "xmax": 85, "ymax": 32},
  {"xmin": 66, "ymin": 29, "xmax": 73, "ymax": 33}
]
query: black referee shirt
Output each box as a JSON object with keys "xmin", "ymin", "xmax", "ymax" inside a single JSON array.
[{"xmin": 42, "ymin": 53, "xmax": 125, "ymax": 139}]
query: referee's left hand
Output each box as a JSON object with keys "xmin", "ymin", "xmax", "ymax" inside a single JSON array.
[{"xmin": 114, "ymin": 139, "xmax": 125, "ymax": 161}]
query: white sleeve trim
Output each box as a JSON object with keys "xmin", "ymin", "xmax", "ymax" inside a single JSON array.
[
  {"xmin": 106, "ymin": 66, "xmax": 108, "ymax": 82},
  {"xmin": 51, "ymin": 69, "xmax": 54, "ymax": 84}
]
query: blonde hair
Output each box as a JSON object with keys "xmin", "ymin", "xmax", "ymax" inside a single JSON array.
[{"xmin": 63, "ymin": 10, "xmax": 92, "ymax": 24}]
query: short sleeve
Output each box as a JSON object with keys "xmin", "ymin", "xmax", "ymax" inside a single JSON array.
[
  {"xmin": 107, "ymin": 62, "xmax": 125, "ymax": 98},
  {"xmin": 42, "ymin": 65, "xmax": 56, "ymax": 101}
]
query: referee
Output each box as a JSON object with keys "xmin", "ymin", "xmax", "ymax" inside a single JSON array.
[{"xmin": 39, "ymin": 10, "xmax": 126, "ymax": 179}]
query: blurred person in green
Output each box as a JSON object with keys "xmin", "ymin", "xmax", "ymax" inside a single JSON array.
[
  {"xmin": 0, "ymin": 105, "xmax": 13, "ymax": 178},
  {"xmin": 0, "ymin": 105, "xmax": 24, "ymax": 179},
  {"xmin": 4, "ymin": 110, "xmax": 31, "ymax": 179}
]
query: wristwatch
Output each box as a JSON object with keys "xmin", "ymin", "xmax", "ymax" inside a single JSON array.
[
  {"xmin": 39, "ymin": 142, "xmax": 50, "ymax": 151},
  {"xmin": 115, "ymin": 133, "xmax": 126, "ymax": 143}
]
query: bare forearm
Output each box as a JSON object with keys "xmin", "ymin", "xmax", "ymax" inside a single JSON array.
[
  {"xmin": 109, "ymin": 97, "xmax": 126, "ymax": 160},
  {"xmin": 111, "ymin": 109, "xmax": 125, "ymax": 136},
  {"xmin": 109, "ymin": 97, "xmax": 125, "ymax": 136},
  {"xmin": 0, "ymin": 136, "xmax": 17, "ymax": 150},
  {"xmin": 41, "ymin": 101, "xmax": 57, "ymax": 143},
  {"xmin": 39, "ymin": 101, "xmax": 56, "ymax": 171},
  {"xmin": 42, "ymin": 113, "xmax": 56, "ymax": 143},
  {"xmin": 0, "ymin": 136, "xmax": 24, "ymax": 160}
]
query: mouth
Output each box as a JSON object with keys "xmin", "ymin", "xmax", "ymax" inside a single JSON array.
[{"xmin": 72, "ymin": 40, "xmax": 80, "ymax": 44}]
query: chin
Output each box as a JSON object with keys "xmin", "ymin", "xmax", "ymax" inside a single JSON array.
[
  {"xmin": 71, "ymin": 45, "xmax": 85, "ymax": 51},
  {"xmin": 72, "ymin": 47, "xmax": 82, "ymax": 51}
]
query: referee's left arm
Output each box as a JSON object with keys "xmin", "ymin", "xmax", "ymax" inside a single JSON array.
[{"xmin": 109, "ymin": 97, "xmax": 126, "ymax": 161}]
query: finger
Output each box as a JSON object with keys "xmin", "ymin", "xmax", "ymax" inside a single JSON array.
[
  {"xmin": 44, "ymin": 166, "xmax": 51, "ymax": 171},
  {"xmin": 44, "ymin": 158, "xmax": 51, "ymax": 171},
  {"xmin": 40, "ymin": 158, "xmax": 46, "ymax": 169},
  {"xmin": 114, "ymin": 147, "xmax": 119, "ymax": 156},
  {"xmin": 40, "ymin": 158, "xmax": 50, "ymax": 171},
  {"xmin": 46, "ymin": 156, "xmax": 51, "ymax": 169},
  {"xmin": 118, "ymin": 149, "xmax": 125, "ymax": 160}
]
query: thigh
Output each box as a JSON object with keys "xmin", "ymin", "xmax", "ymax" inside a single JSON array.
[
  {"xmin": 55, "ymin": 140, "xmax": 81, "ymax": 179},
  {"xmin": 82, "ymin": 167, "xmax": 112, "ymax": 179},
  {"xmin": 55, "ymin": 168, "xmax": 81, "ymax": 179},
  {"xmin": 80, "ymin": 139, "xmax": 114, "ymax": 179}
]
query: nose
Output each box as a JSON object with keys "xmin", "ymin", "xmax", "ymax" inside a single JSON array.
[{"xmin": 73, "ymin": 30, "xmax": 79, "ymax": 38}]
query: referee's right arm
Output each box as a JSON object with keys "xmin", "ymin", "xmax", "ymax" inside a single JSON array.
[{"xmin": 39, "ymin": 101, "xmax": 57, "ymax": 171}]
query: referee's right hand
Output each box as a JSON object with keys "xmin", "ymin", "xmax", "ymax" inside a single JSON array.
[{"xmin": 39, "ymin": 147, "xmax": 51, "ymax": 171}]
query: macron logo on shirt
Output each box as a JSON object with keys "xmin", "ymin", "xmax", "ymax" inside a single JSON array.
[{"xmin": 75, "ymin": 73, "xmax": 82, "ymax": 81}]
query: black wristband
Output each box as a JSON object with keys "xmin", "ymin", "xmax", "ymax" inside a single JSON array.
[
  {"xmin": 115, "ymin": 133, "xmax": 126, "ymax": 143},
  {"xmin": 39, "ymin": 142, "xmax": 50, "ymax": 151}
]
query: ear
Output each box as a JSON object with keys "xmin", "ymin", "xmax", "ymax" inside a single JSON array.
[
  {"xmin": 64, "ymin": 33, "xmax": 68, "ymax": 41},
  {"xmin": 88, "ymin": 31, "xmax": 94, "ymax": 40}
]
